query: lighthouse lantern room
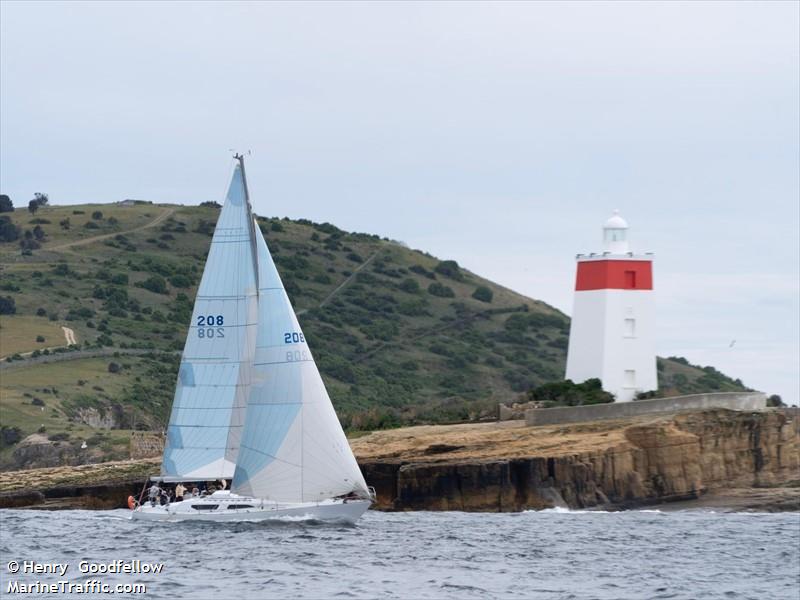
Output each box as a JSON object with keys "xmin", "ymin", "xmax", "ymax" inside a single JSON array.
[{"xmin": 565, "ymin": 211, "xmax": 657, "ymax": 402}]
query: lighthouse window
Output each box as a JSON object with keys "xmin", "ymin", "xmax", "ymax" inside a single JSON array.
[
  {"xmin": 624, "ymin": 318, "xmax": 636, "ymax": 338},
  {"xmin": 624, "ymin": 270, "xmax": 637, "ymax": 288},
  {"xmin": 604, "ymin": 229, "xmax": 626, "ymax": 243},
  {"xmin": 624, "ymin": 370, "xmax": 636, "ymax": 388}
]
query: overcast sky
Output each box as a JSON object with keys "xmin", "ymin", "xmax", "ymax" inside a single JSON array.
[{"xmin": 2, "ymin": 1, "xmax": 798, "ymax": 404}]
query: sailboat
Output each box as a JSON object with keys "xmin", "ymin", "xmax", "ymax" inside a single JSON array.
[{"xmin": 131, "ymin": 156, "xmax": 373, "ymax": 523}]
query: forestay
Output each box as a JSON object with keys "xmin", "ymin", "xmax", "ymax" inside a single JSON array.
[
  {"xmin": 232, "ymin": 226, "xmax": 369, "ymax": 502},
  {"xmin": 160, "ymin": 165, "xmax": 258, "ymax": 481}
]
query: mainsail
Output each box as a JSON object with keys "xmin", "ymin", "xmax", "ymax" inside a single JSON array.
[
  {"xmin": 160, "ymin": 164, "xmax": 258, "ymax": 481},
  {"xmin": 232, "ymin": 224, "xmax": 369, "ymax": 502}
]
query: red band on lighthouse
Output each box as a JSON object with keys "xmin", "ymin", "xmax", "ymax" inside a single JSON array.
[{"xmin": 575, "ymin": 260, "xmax": 653, "ymax": 291}]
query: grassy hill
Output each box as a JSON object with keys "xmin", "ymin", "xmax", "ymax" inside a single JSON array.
[{"xmin": 0, "ymin": 202, "xmax": 749, "ymax": 467}]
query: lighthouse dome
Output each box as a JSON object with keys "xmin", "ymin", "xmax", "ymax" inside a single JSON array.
[
  {"xmin": 602, "ymin": 210, "xmax": 630, "ymax": 254},
  {"xmin": 604, "ymin": 210, "xmax": 628, "ymax": 230}
]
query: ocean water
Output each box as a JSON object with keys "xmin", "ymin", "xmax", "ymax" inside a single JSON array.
[{"xmin": 0, "ymin": 508, "xmax": 798, "ymax": 599}]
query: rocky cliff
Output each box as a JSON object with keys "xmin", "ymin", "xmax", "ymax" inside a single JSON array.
[
  {"xmin": 1, "ymin": 409, "xmax": 797, "ymax": 511},
  {"xmin": 353, "ymin": 409, "xmax": 800, "ymax": 511}
]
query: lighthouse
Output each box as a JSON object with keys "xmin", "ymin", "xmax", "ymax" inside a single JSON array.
[{"xmin": 564, "ymin": 211, "xmax": 657, "ymax": 402}]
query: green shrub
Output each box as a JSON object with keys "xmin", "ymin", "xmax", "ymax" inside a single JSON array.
[
  {"xmin": 471, "ymin": 286, "xmax": 493, "ymax": 303},
  {"xmin": 527, "ymin": 378, "xmax": 614, "ymax": 406},
  {"xmin": 346, "ymin": 252, "xmax": 363, "ymax": 263},
  {"xmin": 0, "ymin": 426, "xmax": 22, "ymax": 447},
  {"xmin": 434, "ymin": 260, "xmax": 463, "ymax": 281},
  {"xmin": 400, "ymin": 278, "xmax": 420, "ymax": 293},
  {"xmin": 767, "ymin": 394, "xmax": 785, "ymax": 407},
  {"xmin": 319, "ymin": 355, "xmax": 356, "ymax": 383},
  {"xmin": 53, "ymin": 263, "xmax": 70, "ymax": 277},
  {"xmin": 137, "ymin": 275, "xmax": 168, "ymax": 294},
  {"xmin": 410, "ymin": 264, "xmax": 435, "ymax": 279},
  {"xmin": 427, "ymin": 282, "xmax": 455, "ymax": 298},
  {"xmin": 397, "ymin": 299, "xmax": 430, "ymax": 316},
  {"xmin": 0, "ymin": 216, "xmax": 20, "ymax": 242},
  {"xmin": 169, "ymin": 274, "xmax": 193, "ymax": 288},
  {"xmin": 0, "ymin": 296, "xmax": 16, "ymax": 315},
  {"xmin": 36, "ymin": 335, "xmax": 45, "ymax": 343}
]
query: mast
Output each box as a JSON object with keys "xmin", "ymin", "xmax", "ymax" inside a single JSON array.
[{"xmin": 235, "ymin": 153, "xmax": 260, "ymax": 291}]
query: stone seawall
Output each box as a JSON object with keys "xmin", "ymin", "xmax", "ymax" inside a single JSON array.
[{"xmin": 525, "ymin": 392, "xmax": 767, "ymax": 426}]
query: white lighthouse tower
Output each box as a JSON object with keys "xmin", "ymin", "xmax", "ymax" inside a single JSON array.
[{"xmin": 564, "ymin": 211, "xmax": 657, "ymax": 402}]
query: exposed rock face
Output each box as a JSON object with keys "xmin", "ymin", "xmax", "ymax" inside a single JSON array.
[
  {"xmin": 0, "ymin": 458, "xmax": 159, "ymax": 510},
  {"xmin": 356, "ymin": 409, "xmax": 799, "ymax": 511},
  {"xmin": 10, "ymin": 434, "xmax": 100, "ymax": 470},
  {"xmin": 1, "ymin": 410, "xmax": 796, "ymax": 512},
  {"xmin": 75, "ymin": 407, "xmax": 116, "ymax": 429}
]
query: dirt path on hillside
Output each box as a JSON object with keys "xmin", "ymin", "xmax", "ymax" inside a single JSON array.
[
  {"xmin": 61, "ymin": 326, "xmax": 77, "ymax": 345},
  {"xmin": 296, "ymin": 250, "xmax": 381, "ymax": 316},
  {"xmin": 46, "ymin": 207, "xmax": 176, "ymax": 252}
]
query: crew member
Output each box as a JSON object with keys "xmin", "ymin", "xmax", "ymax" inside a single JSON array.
[{"xmin": 147, "ymin": 482, "xmax": 162, "ymax": 507}]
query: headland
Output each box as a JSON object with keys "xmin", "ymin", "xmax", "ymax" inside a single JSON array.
[{"xmin": 1, "ymin": 408, "xmax": 797, "ymax": 512}]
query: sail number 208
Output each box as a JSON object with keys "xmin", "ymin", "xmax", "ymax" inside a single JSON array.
[
  {"xmin": 284, "ymin": 331, "xmax": 307, "ymax": 362},
  {"xmin": 197, "ymin": 315, "xmax": 224, "ymax": 339}
]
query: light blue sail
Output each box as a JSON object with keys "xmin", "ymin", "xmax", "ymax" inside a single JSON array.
[{"xmin": 160, "ymin": 165, "xmax": 258, "ymax": 481}]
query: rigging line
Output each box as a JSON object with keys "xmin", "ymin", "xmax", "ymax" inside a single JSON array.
[
  {"xmin": 236, "ymin": 445, "xmax": 302, "ymax": 469},
  {"xmin": 252, "ymin": 359, "xmax": 314, "ymax": 367}
]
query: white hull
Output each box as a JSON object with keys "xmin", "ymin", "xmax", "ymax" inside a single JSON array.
[{"xmin": 130, "ymin": 491, "xmax": 370, "ymax": 524}]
